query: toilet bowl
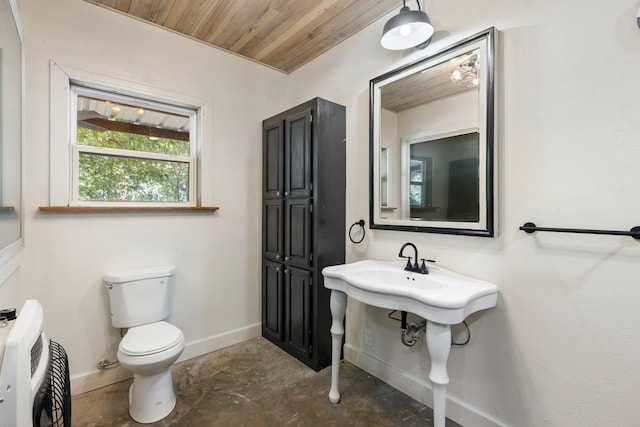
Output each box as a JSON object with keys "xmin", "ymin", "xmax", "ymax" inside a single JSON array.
[
  {"xmin": 117, "ymin": 321, "xmax": 185, "ymax": 423},
  {"xmin": 104, "ymin": 265, "xmax": 184, "ymax": 424}
]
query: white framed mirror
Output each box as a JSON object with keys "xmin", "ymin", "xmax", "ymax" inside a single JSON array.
[
  {"xmin": 0, "ymin": 0, "xmax": 23, "ymax": 271},
  {"xmin": 370, "ymin": 28, "xmax": 497, "ymax": 236}
]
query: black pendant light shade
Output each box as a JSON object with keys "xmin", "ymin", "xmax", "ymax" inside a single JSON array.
[{"xmin": 381, "ymin": 2, "xmax": 434, "ymax": 50}]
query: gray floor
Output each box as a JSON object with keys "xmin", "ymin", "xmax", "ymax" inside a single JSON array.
[{"xmin": 72, "ymin": 337, "xmax": 461, "ymax": 426}]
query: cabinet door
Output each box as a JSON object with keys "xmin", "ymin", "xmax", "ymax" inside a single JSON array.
[
  {"xmin": 285, "ymin": 109, "xmax": 312, "ymax": 198},
  {"xmin": 284, "ymin": 198, "xmax": 312, "ymax": 269},
  {"xmin": 263, "ymin": 199, "xmax": 283, "ymax": 262},
  {"xmin": 262, "ymin": 261, "xmax": 284, "ymax": 342},
  {"xmin": 285, "ymin": 266, "xmax": 312, "ymax": 359},
  {"xmin": 263, "ymin": 121, "xmax": 283, "ymax": 198}
]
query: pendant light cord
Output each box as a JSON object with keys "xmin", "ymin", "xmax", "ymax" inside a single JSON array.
[{"xmin": 401, "ymin": 1, "xmax": 424, "ymax": 12}]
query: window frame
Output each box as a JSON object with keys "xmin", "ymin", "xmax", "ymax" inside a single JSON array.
[
  {"xmin": 49, "ymin": 61, "xmax": 211, "ymax": 209},
  {"xmin": 69, "ymin": 85, "xmax": 198, "ymax": 207}
]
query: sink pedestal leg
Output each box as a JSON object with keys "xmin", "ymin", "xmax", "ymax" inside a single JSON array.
[
  {"xmin": 326, "ymin": 289, "xmax": 452, "ymax": 426},
  {"xmin": 426, "ymin": 321, "xmax": 451, "ymax": 427},
  {"xmin": 328, "ymin": 290, "xmax": 346, "ymax": 404}
]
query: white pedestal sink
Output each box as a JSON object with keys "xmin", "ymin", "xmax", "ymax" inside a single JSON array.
[{"xmin": 322, "ymin": 260, "xmax": 498, "ymax": 427}]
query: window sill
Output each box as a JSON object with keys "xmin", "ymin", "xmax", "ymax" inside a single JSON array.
[{"xmin": 38, "ymin": 206, "xmax": 219, "ymax": 213}]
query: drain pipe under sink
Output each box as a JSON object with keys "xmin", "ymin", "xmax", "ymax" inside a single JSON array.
[{"xmin": 400, "ymin": 311, "xmax": 424, "ymax": 347}]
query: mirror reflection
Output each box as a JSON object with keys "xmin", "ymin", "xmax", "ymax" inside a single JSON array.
[
  {"xmin": 0, "ymin": 0, "xmax": 23, "ymax": 252},
  {"xmin": 370, "ymin": 28, "xmax": 496, "ymax": 236},
  {"xmin": 407, "ymin": 132, "xmax": 479, "ymax": 221}
]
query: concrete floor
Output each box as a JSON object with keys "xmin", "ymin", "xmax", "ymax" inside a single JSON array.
[{"xmin": 72, "ymin": 337, "xmax": 462, "ymax": 426}]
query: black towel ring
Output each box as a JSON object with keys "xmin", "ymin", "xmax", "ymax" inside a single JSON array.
[{"xmin": 349, "ymin": 219, "xmax": 366, "ymax": 244}]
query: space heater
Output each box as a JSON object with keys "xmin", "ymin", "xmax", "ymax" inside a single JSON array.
[{"xmin": 0, "ymin": 299, "xmax": 71, "ymax": 426}]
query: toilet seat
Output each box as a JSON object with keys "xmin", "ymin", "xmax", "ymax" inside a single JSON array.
[{"xmin": 120, "ymin": 321, "xmax": 183, "ymax": 356}]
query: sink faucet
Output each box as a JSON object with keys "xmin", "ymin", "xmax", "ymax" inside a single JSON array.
[{"xmin": 398, "ymin": 242, "xmax": 428, "ymax": 274}]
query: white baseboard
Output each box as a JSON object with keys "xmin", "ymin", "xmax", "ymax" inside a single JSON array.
[
  {"xmin": 344, "ymin": 344, "xmax": 506, "ymax": 427},
  {"xmin": 178, "ymin": 322, "xmax": 262, "ymax": 363},
  {"xmin": 70, "ymin": 323, "xmax": 262, "ymax": 396}
]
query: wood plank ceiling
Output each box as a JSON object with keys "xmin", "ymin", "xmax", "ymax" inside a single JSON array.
[{"xmin": 84, "ymin": 0, "xmax": 400, "ymax": 74}]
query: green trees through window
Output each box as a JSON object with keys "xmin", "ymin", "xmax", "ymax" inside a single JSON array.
[{"xmin": 76, "ymin": 127, "xmax": 190, "ymax": 203}]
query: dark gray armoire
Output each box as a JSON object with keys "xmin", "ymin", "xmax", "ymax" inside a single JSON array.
[{"xmin": 262, "ymin": 97, "xmax": 345, "ymax": 371}]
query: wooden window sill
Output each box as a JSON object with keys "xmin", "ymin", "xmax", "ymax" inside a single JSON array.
[{"xmin": 38, "ymin": 206, "xmax": 219, "ymax": 213}]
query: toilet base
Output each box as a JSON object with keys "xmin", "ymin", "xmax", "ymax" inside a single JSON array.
[{"xmin": 128, "ymin": 368, "xmax": 177, "ymax": 424}]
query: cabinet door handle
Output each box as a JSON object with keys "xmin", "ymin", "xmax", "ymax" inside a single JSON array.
[
  {"xmin": 276, "ymin": 254, "xmax": 281, "ymax": 260},
  {"xmin": 284, "ymin": 256, "xmax": 290, "ymax": 261},
  {"xmin": 276, "ymin": 267, "xmax": 281, "ymax": 272},
  {"xmin": 284, "ymin": 269, "xmax": 289, "ymax": 274},
  {"xmin": 284, "ymin": 191, "xmax": 289, "ymax": 196},
  {"xmin": 276, "ymin": 191, "xmax": 281, "ymax": 196}
]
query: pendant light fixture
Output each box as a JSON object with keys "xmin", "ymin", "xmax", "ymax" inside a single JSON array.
[{"xmin": 381, "ymin": 0, "xmax": 434, "ymax": 50}]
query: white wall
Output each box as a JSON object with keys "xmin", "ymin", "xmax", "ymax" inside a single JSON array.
[
  {"xmin": 397, "ymin": 90, "xmax": 478, "ymax": 139},
  {"xmin": 0, "ymin": 261, "xmax": 21, "ymax": 307},
  {"xmin": 19, "ymin": 0, "xmax": 287, "ymax": 394},
  {"xmin": 286, "ymin": 0, "xmax": 640, "ymax": 426},
  {"xmin": 12, "ymin": 0, "xmax": 640, "ymax": 426}
]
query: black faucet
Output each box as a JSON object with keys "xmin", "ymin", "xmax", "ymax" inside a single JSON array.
[{"xmin": 398, "ymin": 242, "xmax": 429, "ymax": 274}]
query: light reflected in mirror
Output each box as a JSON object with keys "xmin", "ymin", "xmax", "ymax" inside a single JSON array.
[
  {"xmin": 0, "ymin": 0, "xmax": 23, "ymax": 252},
  {"xmin": 370, "ymin": 28, "xmax": 496, "ymax": 236}
]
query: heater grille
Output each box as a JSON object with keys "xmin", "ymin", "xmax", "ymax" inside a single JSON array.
[
  {"xmin": 32, "ymin": 340, "xmax": 71, "ymax": 427},
  {"xmin": 30, "ymin": 335, "xmax": 43, "ymax": 376}
]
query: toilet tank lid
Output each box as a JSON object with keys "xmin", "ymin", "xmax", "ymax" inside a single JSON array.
[{"xmin": 104, "ymin": 265, "xmax": 176, "ymax": 283}]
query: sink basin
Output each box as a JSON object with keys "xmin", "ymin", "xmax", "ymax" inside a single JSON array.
[
  {"xmin": 322, "ymin": 260, "xmax": 498, "ymax": 324},
  {"xmin": 358, "ymin": 269, "xmax": 444, "ymax": 290}
]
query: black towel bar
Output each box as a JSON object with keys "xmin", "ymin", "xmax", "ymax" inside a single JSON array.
[{"xmin": 519, "ymin": 222, "xmax": 640, "ymax": 240}]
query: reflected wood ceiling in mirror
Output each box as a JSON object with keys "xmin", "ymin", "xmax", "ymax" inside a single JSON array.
[
  {"xmin": 84, "ymin": 0, "xmax": 399, "ymax": 74},
  {"xmin": 381, "ymin": 52, "xmax": 479, "ymax": 112}
]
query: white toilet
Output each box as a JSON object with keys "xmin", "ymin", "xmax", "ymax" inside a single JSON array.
[{"xmin": 104, "ymin": 265, "xmax": 185, "ymax": 424}]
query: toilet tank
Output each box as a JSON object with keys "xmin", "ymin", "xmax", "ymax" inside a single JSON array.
[{"xmin": 104, "ymin": 265, "xmax": 176, "ymax": 328}]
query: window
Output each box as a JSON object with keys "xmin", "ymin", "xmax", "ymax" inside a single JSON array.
[
  {"xmin": 49, "ymin": 62, "xmax": 211, "ymax": 209},
  {"xmin": 70, "ymin": 85, "xmax": 198, "ymax": 207},
  {"xmin": 409, "ymin": 156, "xmax": 432, "ymax": 208}
]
